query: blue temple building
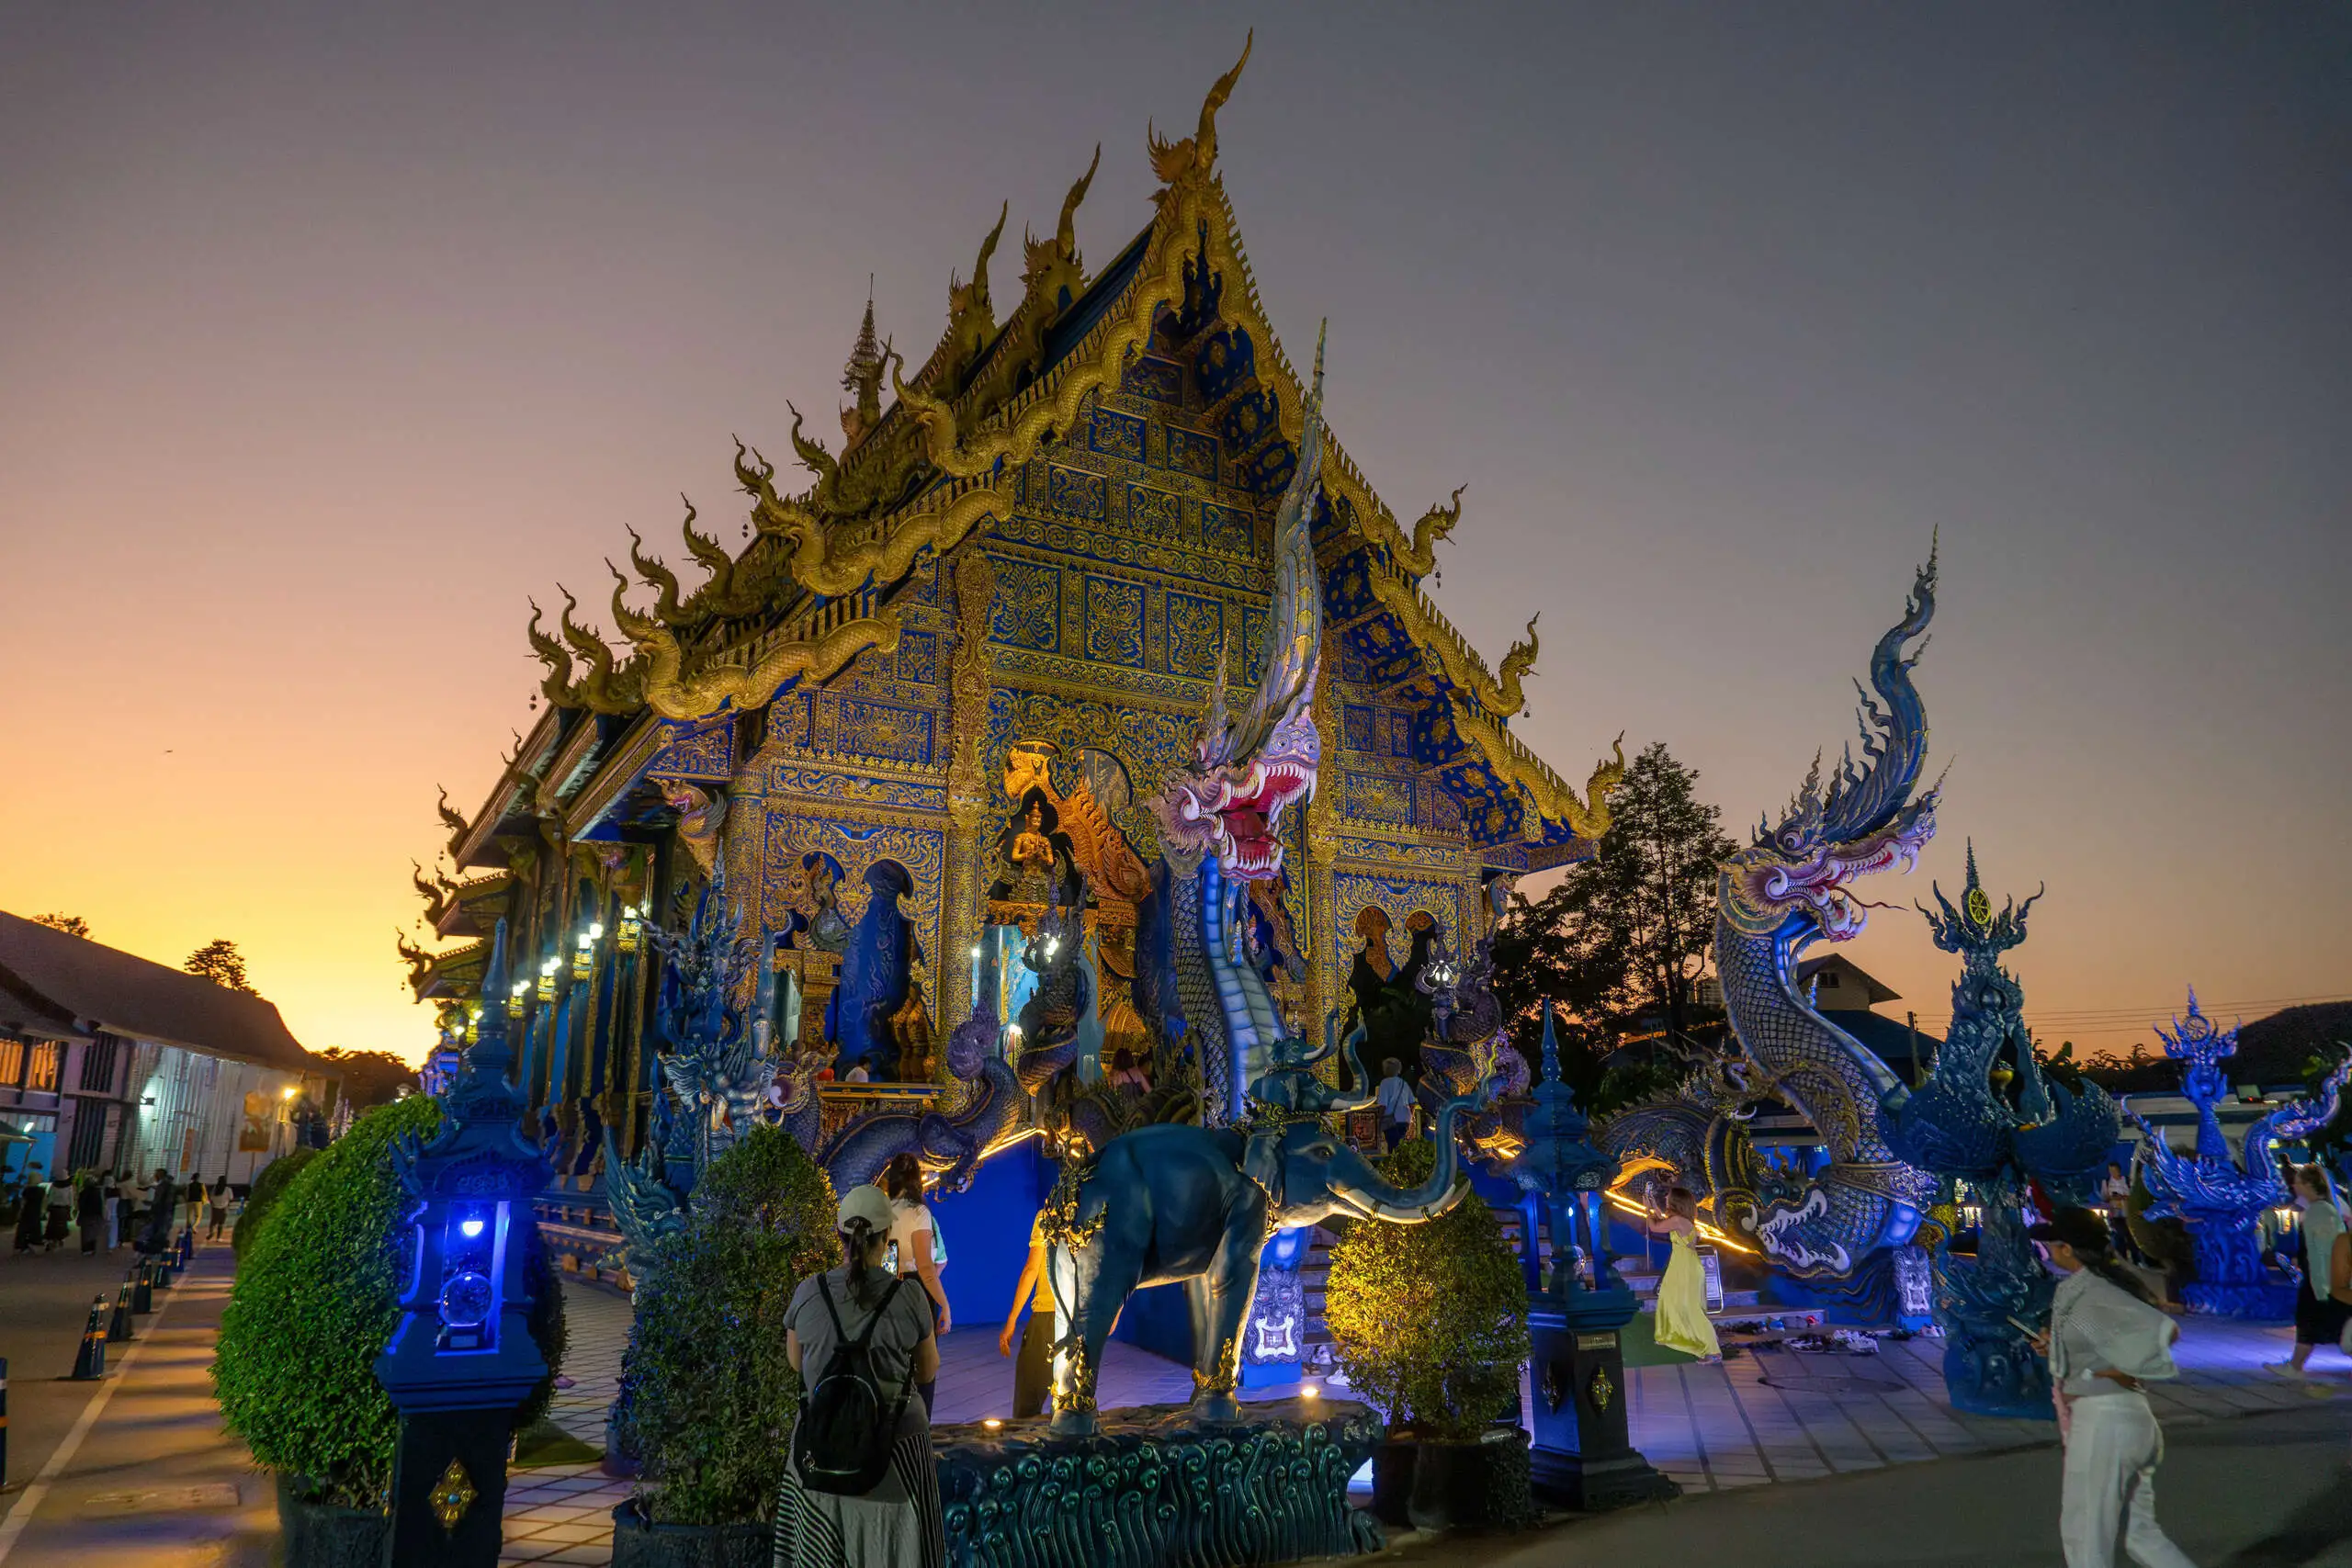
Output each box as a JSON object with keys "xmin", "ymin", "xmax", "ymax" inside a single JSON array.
[{"xmin": 404, "ymin": 47, "xmax": 1623, "ymax": 1208}]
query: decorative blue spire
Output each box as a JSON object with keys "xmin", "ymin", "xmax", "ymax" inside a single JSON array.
[{"xmin": 439, "ymin": 920, "xmax": 530, "ymax": 1129}]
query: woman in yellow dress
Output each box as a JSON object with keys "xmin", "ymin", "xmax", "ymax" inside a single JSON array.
[{"xmin": 1650, "ymin": 1188, "xmax": 1723, "ymax": 1361}]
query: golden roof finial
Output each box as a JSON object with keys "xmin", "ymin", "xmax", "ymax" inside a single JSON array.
[
  {"xmin": 1149, "ymin": 30, "xmax": 1251, "ymax": 187},
  {"xmin": 1497, "ymin": 614, "xmax": 1540, "ymax": 715},
  {"xmin": 948, "ymin": 201, "xmax": 1009, "ymax": 328},
  {"xmin": 1025, "ymin": 144, "xmax": 1102, "ymax": 287},
  {"xmin": 526, "ymin": 597, "xmax": 575, "ymax": 704}
]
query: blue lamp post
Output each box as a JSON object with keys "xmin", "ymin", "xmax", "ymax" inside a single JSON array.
[
  {"xmin": 1502, "ymin": 1003, "xmax": 1677, "ymax": 1509},
  {"xmin": 375, "ymin": 921, "xmax": 553, "ymax": 1566}
]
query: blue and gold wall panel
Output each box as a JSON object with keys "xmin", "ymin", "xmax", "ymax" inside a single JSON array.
[{"xmin": 650, "ymin": 716, "xmax": 734, "ymax": 780}]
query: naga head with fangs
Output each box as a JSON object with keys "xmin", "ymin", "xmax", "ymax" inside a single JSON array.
[{"xmin": 1148, "ymin": 327, "xmax": 1327, "ymax": 886}]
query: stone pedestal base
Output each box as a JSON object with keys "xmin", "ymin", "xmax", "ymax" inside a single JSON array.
[
  {"xmin": 387, "ymin": 1408, "xmax": 514, "ymax": 1567},
  {"xmin": 1529, "ymin": 1444, "xmax": 1678, "ymax": 1512},
  {"xmin": 934, "ymin": 1398, "xmax": 1384, "ymax": 1568},
  {"xmin": 1527, "ymin": 1296, "xmax": 1679, "ymax": 1512}
]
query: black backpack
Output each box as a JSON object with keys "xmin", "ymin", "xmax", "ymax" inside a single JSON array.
[{"xmin": 791, "ymin": 1275, "xmax": 913, "ymax": 1495}]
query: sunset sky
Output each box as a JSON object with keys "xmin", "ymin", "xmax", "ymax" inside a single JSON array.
[{"xmin": 3, "ymin": 6, "xmax": 2346, "ymax": 1066}]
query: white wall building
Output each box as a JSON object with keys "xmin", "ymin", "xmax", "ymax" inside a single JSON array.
[{"xmin": 0, "ymin": 911, "xmax": 326, "ymax": 1187}]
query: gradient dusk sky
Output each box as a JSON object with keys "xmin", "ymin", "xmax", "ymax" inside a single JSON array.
[{"xmin": 3, "ymin": 6, "xmax": 2346, "ymax": 1066}]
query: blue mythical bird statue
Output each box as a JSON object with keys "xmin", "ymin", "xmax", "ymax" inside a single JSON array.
[
  {"xmin": 1886, "ymin": 844, "xmax": 2120, "ymax": 1417},
  {"xmin": 2127, "ymin": 990, "xmax": 2351, "ymax": 1317}
]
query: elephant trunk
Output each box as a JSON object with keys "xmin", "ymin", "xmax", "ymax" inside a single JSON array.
[
  {"xmin": 1325, "ymin": 1017, "xmax": 1379, "ymax": 1114},
  {"xmin": 1339, "ymin": 1089, "xmax": 1484, "ymax": 1223}
]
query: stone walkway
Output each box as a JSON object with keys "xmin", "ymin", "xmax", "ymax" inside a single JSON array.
[
  {"xmin": 506, "ymin": 1278, "xmax": 2347, "ymax": 1562},
  {"xmin": 0, "ymin": 1238, "xmax": 276, "ymax": 1568},
  {"xmin": 1623, "ymin": 1314, "xmax": 2337, "ymax": 1493}
]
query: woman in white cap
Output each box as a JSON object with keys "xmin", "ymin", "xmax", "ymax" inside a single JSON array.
[
  {"xmin": 775, "ymin": 1182, "xmax": 943, "ymax": 1568},
  {"xmin": 2030, "ymin": 1206, "xmax": 2198, "ymax": 1568}
]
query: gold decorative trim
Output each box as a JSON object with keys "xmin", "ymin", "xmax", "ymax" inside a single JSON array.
[
  {"xmin": 611, "ymin": 563, "xmax": 900, "ymax": 721},
  {"xmin": 428, "ymin": 1456, "xmax": 478, "ymax": 1533}
]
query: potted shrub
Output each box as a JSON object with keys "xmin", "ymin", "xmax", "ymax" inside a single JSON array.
[
  {"xmin": 214, "ymin": 1097, "xmax": 565, "ymax": 1565},
  {"xmin": 1324, "ymin": 1136, "xmax": 1533, "ymax": 1534},
  {"xmin": 613, "ymin": 1123, "xmax": 836, "ymax": 1568},
  {"xmin": 231, "ymin": 1145, "xmax": 318, "ymax": 1258}
]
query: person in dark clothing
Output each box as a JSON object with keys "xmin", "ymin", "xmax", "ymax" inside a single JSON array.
[
  {"xmin": 13, "ymin": 1170, "xmax": 46, "ymax": 1254},
  {"xmin": 139, "ymin": 1169, "xmax": 177, "ymax": 1255},
  {"xmin": 43, "ymin": 1179, "xmax": 72, "ymax": 1250},
  {"xmin": 75, "ymin": 1175, "xmax": 104, "ymax": 1255}
]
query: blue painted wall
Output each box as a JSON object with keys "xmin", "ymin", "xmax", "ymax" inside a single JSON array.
[
  {"xmin": 1113, "ymin": 1281, "xmax": 1193, "ymax": 1365},
  {"xmin": 926, "ymin": 1138, "xmax": 1053, "ymax": 1329}
]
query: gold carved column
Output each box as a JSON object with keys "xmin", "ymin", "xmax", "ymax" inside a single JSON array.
[{"xmin": 940, "ymin": 548, "xmax": 998, "ymax": 1021}]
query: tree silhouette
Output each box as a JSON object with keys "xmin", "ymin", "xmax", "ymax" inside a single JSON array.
[
  {"xmin": 1490, "ymin": 740, "xmax": 1736, "ymax": 1098},
  {"xmin": 311, "ymin": 1048, "xmax": 416, "ymax": 1110},
  {"xmin": 31, "ymin": 913, "xmax": 91, "ymax": 938},
  {"xmin": 184, "ymin": 939, "xmax": 259, "ymax": 996}
]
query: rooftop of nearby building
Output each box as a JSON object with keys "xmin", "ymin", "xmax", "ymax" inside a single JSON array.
[{"xmin": 0, "ymin": 911, "xmax": 311, "ymax": 1074}]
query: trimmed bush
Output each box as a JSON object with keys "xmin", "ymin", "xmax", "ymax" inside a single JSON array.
[
  {"xmin": 214, "ymin": 1097, "xmax": 566, "ymax": 1509},
  {"xmin": 232, "ymin": 1146, "xmax": 319, "ymax": 1259},
  {"xmin": 626, "ymin": 1124, "xmax": 837, "ymax": 1526},
  {"xmin": 1323, "ymin": 1137, "xmax": 1530, "ymax": 1440}
]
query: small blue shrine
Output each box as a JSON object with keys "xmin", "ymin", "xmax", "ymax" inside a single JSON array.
[{"xmin": 2129, "ymin": 989, "xmax": 2349, "ymax": 1318}]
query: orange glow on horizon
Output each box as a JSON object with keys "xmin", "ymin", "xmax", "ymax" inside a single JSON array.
[{"xmin": 2, "ymin": 13, "xmax": 2345, "ymax": 1070}]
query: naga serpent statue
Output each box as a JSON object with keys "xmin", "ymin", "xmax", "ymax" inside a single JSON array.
[
  {"xmin": 1046, "ymin": 331, "xmax": 1499, "ymax": 1436},
  {"xmin": 1141, "ymin": 328, "xmax": 1328, "ymax": 1127},
  {"xmin": 2127, "ymin": 990, "xmax": 2351, "ymax": 1317},
  {"xmin": 1603, "ymin": 553, "xmax": 1942, "ymax": 1280},
  {"xmin": 1885, "ymin": 845, "xmax": 2120, "ymax": 1416}
]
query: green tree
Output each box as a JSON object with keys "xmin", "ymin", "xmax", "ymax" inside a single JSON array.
[
  {"xmin": 184, "ymin": 938, "xmax": 258, "ymax": 996},
  {"xmin": 624, "ymin": 1123, "xmax": 838, "ymax": 1524},
  {"xmin": 31, "ymin": 913, "xmax": 90, "ymax": 938},
  {"xmin": 1324, "ymin": 1137, "xmax": 1531, "ymax": 1439},
  {"xmin": 1490, "ymin": 741, "xmax": 1736, "ymax": 1093}
]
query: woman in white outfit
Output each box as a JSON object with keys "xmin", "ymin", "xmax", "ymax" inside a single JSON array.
[{"xmin": 2030, "ymin": 1207, "xmax": 2199, "ymax": 1568}]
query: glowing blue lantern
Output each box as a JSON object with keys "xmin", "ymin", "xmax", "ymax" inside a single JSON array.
[{"xmin": 375, "ymin": 920, "xmax": 552, "ymax": 1565}]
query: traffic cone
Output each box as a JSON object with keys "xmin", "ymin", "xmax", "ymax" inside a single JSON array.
[
  {"xmin": 107, "ymin": 1278, "xmax": 135, "ymax": 1342},
  {"xmin": 131, "ymin": 1260, "xmax": 154, "ymax": 1314},
  {"xmin": 69, "ymin": 1296, "xmax": 107, "ymax": 1381}
]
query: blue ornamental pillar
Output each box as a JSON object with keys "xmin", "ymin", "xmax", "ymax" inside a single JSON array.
[
  {"xmin": 375, "ymin": 921, "xmax": 554, "ymax": 1567},
  {"xmin": 1510, "ymin": 1004, "xmax": 1677, "ymax": 1510}
]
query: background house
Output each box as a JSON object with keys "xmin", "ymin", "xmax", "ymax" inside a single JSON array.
[{"xmin": 0, "ymin": 911, "xmax": 326, "ymax": 1185}]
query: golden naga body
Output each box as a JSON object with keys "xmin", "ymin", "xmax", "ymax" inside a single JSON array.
[{"xmin": 1495, "ymin": 615, "xmax": 1541, "ymax": 714}]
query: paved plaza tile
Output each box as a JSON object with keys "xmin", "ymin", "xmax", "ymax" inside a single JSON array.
[
  {"xmin": 3, "ymin": 1252, "xmax": 2335, "ymax": 1566},
  {"xmin": 512, "ymin": 1275, "xmax": 2347, "ymax": 1562}
]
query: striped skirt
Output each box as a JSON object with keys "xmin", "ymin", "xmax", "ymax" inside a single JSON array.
[{"xmin": 772, "ymin": 1424, "xmax": 943, "ymax": 1568}]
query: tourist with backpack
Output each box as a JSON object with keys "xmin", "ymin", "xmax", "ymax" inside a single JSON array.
[{"xmin": 775, "ymin": 1183, "xmax": 944, "ymax": 1568}]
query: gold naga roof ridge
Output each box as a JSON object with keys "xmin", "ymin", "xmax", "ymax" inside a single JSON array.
[
  {"xmin": 1449, "ymin": 699, "xmax": 1625, "ymax": 842},
  {"xmin": 610, "ymin": 45, "xmax": 1589, "ymax": 767}
]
